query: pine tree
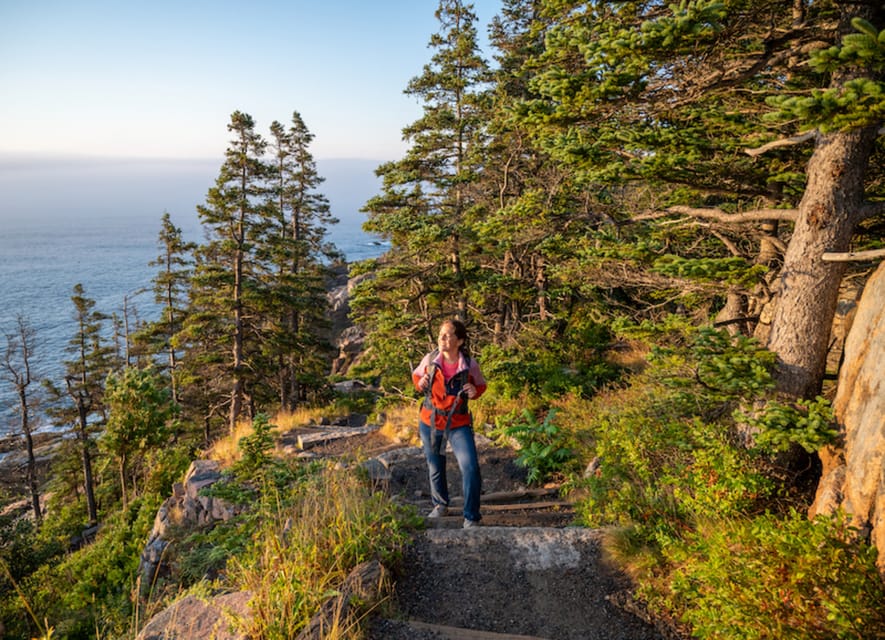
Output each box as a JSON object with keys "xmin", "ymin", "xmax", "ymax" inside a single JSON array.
[
  {"xmin": 356, "ymin": 0, "xmax": 490, "ymax": 376},
  {"xmin": 763, "ymin": 9, "xmax": 885, "ymax": 397},
  {"xmin": 182, "ymin": 111, "xmax": 270, "ymax": 434},
  {"xmin": 476, "ymin": 0, "xmax": 591, "ymax": 343},
  {"xmin": 521, "ymin": 0, "xmax": 885, "ymax": 397},
  {"xmin": 44, "ymin": 284, "xmax": 115, "ymax": 525},
  {"xmin": 266, "ymin": 113, "xmax": 338, "ymax": 410},
  {"xmin": 136, "ymin": 212, "xmax": 195, "ymax": 404}
]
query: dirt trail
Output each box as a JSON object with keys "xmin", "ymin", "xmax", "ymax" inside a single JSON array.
[{"xmin": 293, "ymin": 421, "xmax": 672, "ymax": 640}]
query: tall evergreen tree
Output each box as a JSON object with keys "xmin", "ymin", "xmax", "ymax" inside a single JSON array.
[
  {"xmin": 181, "ymin": 111, "xmax": 270, "ymax": 434},
  {"xmin": 266, "ymin": 113, "xmax": 338, "ymax": 410},
  {"xmin": 44, "ymin": 284, "xmax": 115, "ymax": 525},
  {"xmin": 476, "ymin": 0, "xmax": 592, "ymax": 344},
  {"xmin": 175, "ymin": 241, "xmax": 231, "ymax": 443},
  {"xmin": 762, "ymin": 6, "xmax": 885, "ymax": 397},
  {"xmin": 136, "ymin": 212, "xmax": 195, "ymax": 404},
  {"xmin": 356, "ymin": 0, "xmax": 490, "ymax": 376}
]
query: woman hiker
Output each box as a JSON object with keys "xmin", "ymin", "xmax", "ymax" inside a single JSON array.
[{"xmin": 412, "ymin": 319, "xmax": 487, "ymax": 528}]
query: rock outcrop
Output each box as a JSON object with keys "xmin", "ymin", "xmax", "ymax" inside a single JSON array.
[
  {"xmin": 136, "ymin": 560, "xmax": 389, "ymax": 640},
  {"xmin": 139, "ymin": 460, "xmax": 242, "ymax": 592},
  {"xmin": 136, "ymin": 591, "xmax": 252, "ymax": 640},
  {"xmin": 295, "ymin": 560, "xmax": 389, "ymax": 640},
  {"xmin": 810, "ymin": 261, "xmax": 885, "ymax": 570},
  {"xmin": 327, "ymin": 269, "xmax": 371, "ymax": 376}
]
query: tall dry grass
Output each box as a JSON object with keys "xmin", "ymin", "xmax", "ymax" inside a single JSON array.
[
  {"xmin": 375, "ymin": 400, "xmax": 421, "ymax": 446},
  {"xmin": 226, "ymin": 463, "xmax": 413, "ymax": 639},
  {"xmin": 206, "ymin": 407, "xmax": 334, "ymax": 468}
]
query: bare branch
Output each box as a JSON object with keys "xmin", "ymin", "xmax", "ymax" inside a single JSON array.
[
  {"xmin": 637, "ymin": 205, "xmax": 799, "ymax": 224},
  {"xmin": 765, "ymin": 234, "xmax": 789, "ymax": 255},
  {"xmin": 743, "ymin": 131, "xmax": 816, "ymax": 157},
  {"xmin": 822, "ymin": 248, "xmax": 885, "ymax": 263},
  {"xmin": 709, "ymin": 229, "xmax": 741, "ymax": 257}
]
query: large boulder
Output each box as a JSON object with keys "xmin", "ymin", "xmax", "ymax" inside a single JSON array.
[
  {"xmin": 136, "ymin": 561, "xmax": 387, "ymax": 640},
  {"xmin": 295, "ymin": 560, "xmax": 389, "ymax": 640},
  {"xmin": 810, "ymin": 261, "xmax": 885, "ymax": 569},
  {"xmin": 136, "ymin": 591, "xmax": 252, "ymax": 640}
]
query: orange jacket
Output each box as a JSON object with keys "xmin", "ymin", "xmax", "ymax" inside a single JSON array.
[{"xmin": 412, "ymin": 350, "xmax": 487, "ymax": 430}]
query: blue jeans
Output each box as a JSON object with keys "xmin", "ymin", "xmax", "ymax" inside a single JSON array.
[{"xmin": 419, "ymin": 421, "xmax": 482, "ymax": 522}]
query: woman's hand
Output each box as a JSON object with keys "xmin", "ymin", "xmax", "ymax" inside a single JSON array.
[
  {"xmin": 418, "ymin": 372, "xmax": 431, "ymax": 390},
  {"xmin": 462, "ymin": 382, "xmax": 476, "ymax": 399}
]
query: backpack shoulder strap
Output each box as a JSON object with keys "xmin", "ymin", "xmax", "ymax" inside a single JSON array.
[
  {"xmin": 457, "ymin": 354, "xmax": 471, "ymax": 385},
  {"xmin": 425, "ymin": 349, "xmax": 441, "ymax": 376},
  {"xmin": 423, "ymin": 349, "xmax": 441, "ymax": 398}
]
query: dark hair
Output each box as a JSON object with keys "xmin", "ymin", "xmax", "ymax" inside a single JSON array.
[{"xmin": 442, "ymin": 318, "xmax": 470, "ymax": 359}]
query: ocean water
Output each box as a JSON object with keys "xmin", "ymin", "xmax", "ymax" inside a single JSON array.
[{"xmin": 0, "ymin": 156, "xmax": 387, "ymax": 436}]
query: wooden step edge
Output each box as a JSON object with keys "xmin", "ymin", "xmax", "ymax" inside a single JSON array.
[
  {"xmin": 423, "ymin": 512, "xmax": 577, "ymax": 529},
  {"xmin": 481, "ymin": 500, "xmax": 573, "ymax": 512},
  {"xmin": 426, "ymin": 501, "xmax": 573, "ymax": 518},
  {"xmin": 447, "ymin": 488, "xmax": 561, "ymax": 505},
  {"xmin": 406, "ymin": 619, "xmax": 552, "ymax": 640}
]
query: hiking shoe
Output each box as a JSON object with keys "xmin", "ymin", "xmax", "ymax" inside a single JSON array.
[
  {"xmin": 428, "ymin": 504, "xmax": 448, "ymax": 518},
  {"xmin": 463, "ymin": 518, "xmax": 480, "ymax": 529}
]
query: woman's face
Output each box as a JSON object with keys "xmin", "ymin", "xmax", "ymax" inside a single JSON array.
[{"xmin": 437, "ymin": 322, "xmax": 463, "ymax": 356}]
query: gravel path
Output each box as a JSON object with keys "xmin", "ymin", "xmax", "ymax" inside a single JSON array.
[{"xmin": 367, "ymin": 526, "xmax": 667, "ymax": 640}]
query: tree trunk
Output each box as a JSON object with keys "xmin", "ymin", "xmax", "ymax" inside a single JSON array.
[
  {"xmin": 77, "ymin": 401, "xmax": 98, "ymax": 525},
  {"xmin": 766, "ymin": 125, "xmax": 878, "ymax": 398},
  {"xmin": 17, "ymin": 388, "xmax": 41, "ymax": 524},
  {"xmin": 230, "ymin": 240, "xmax": 245, "ymax": 434},
  {"xmin": 535, "ymin": 255, "xmax": 549, "ymax": 321},
  {"xmin": 119, "ymin": 454, "xmax": 128, "ymax": 510},
  {"xmin": 494, "ymin": 251, "xmax": 512, "ymax": 344},
  {"xmin": 451, "ymin": 230, "xmax": 466, "ymax": 322},
  {"xmin": 715, "ymin": 289, "xmax": 746, "ymax": 336},
  {"xmin": 167, "ymin": 304, "xmax": 179, "ymax": 405}
]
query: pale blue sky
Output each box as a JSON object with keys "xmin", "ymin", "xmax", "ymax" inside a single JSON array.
[{"xmin": 1, "ymin": 1, "xmax": 501, "ymax": 161}]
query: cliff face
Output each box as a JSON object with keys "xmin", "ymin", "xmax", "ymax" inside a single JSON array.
[
  {"xmin": 811, "ymin": 260, "xmax": 885, "ymax": 570},
  {"xmin": 327, "ymin": 268, "xmax": 370, "ymax": 377}
]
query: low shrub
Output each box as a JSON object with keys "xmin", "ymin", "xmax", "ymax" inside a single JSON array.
[
  {"xmin": 491, "ymin": 408, "xmax": 579, "ymax": 485},
  {"xmin": 576, "ymin": 402, "xmax": 774, "ymax": 542},
  {"xmin": 4, "ymin": 496, "xmax": 161, "ymax": 640},
  {"xmin": 659, "ymin": 511, "xmax": 885, "ymax": 639},
  {"xmin": 574, "ymin": 325, "xmax": 885, "ymax": 638}
]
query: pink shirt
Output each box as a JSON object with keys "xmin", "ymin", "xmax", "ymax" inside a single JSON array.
[{"xmin": 441, "ymin": 358, "xmax": 459, "ymax": 381}]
